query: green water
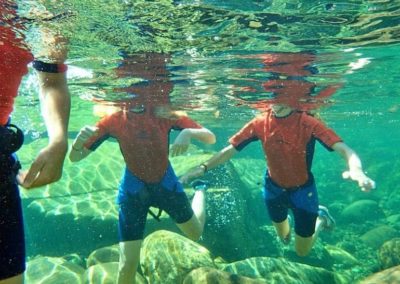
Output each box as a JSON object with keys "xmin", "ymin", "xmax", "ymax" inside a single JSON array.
[{"xmin": 11, "ymin": 0, "xmax": 400, "ymax": 283}]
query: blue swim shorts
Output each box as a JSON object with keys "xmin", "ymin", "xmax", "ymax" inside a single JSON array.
[
  {"xmin": 263, "ymin": 173, "xmax": 319, "ymax": 238},
  {"xmin": 117, "ymin": 164, "xmax": 193, "ymax": 241}
]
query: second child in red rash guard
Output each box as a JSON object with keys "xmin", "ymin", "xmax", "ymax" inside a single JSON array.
[{"xmin": 181, "ymin": 52, "xmax": 375, "ymax": 258}]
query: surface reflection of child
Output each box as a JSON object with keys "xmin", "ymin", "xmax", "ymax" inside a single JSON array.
[
  {"xmin": 69, "ymin": 53, "xmax": 215, "ymax": 284},
  {"xmin": 182, "ymin": 52, "xmax": 375, "ymax": 257}
]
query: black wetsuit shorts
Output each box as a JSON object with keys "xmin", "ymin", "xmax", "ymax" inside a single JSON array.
[{"xmin": 0, "ymin": 155, "xmax": 25, "ymax": 279}]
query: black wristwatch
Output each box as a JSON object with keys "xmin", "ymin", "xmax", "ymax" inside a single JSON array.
[{"xmin": 199, "ymin": 163, "xmax": 208, "ymax": 173}]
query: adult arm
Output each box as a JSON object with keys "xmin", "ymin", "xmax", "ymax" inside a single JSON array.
[
  {"xmin": 18, "ymin": 70, "xmax": 70, "ymax": 188},
  {"xmin": 332, "ymin": 142, "xmax": 375, "ymax": 192}
]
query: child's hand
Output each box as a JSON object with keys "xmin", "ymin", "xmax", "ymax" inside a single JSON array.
[
  {"xmin": 342, "ymin": 170, "xmax": 376, "ymax": 192},
  {"xmin": 180, "ymin": 167, "xmax": 205, "ymax": 184},
  {"xmin": 75, "ymin": 126, "xmax": 98, "ymax": 148},
  {"xmin": 171, "ymin": 129, "xmax": 191, "ymax": 157}
]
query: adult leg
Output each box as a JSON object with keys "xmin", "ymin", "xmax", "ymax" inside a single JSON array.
[
  {"xmin": 0, "ymin": 182, "xmax": 25, "ymax": 284},
  {"xmin": 117, "ymin": 240, "xmax": 142, "ymax": 284},
  {"xmin": 176, "ymin": 189, "xmax": 206, "ymax": 241}
]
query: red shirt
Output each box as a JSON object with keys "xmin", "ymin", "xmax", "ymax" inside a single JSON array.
[
  {"xmin": 229, "ymin": 110, "xmax": 342, "ymax": 188},
  {"xmin": 0, "ymin": 27, "xmax": 34, "ymax": 125},
  {"xmin": 85, "ymin": 111, "xmax": 202, "ymax": 183}
]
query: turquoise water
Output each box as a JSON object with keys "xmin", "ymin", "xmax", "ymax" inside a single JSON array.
[{"xmin": 11, "ymin": 0, "xmax": 400, "ymax": 283}]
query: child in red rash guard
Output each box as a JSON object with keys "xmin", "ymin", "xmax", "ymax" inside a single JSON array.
[{"xmin": 181, "ymin": 52, "xmax": 375, "ymax": 257}]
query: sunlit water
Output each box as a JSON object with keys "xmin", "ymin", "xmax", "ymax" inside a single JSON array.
[{"xmin": 8, "ymin": 0, "xmax": 400, "ymax": 282}]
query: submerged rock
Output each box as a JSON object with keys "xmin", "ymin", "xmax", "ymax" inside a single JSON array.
[
  {"xmin": 340, "ymin": 200, "xmax": 384, "ymax": 224},
  {"xmin": 359, "ymin": 265, "xmax": 400, "ymax": 284},
  {"xmin": 387, "ymin": 214, "xmax": 400, "ymax": 227},
  {"xmin": 83, "ymin": 262, "xmax": 147, "ymax": 284},
  {"xmin": 183, "ymin": 267, "xmax": 268, "ymax": 283},
  {"xmin": 325, "ymin": 245, "xmax": 360, "ymax": 268},
  {"xmin": 61, "ymin": 253, "xmax": 86, "ymax": 268},
  {"xmin": 26, "ymin": 256, "xmax": 85, "ymax": 284},
  {"xmin": 223, "ymin": 257, "xmax": 343, "ymax": 284},
  {"xmin": 86, "ymin": 244, "xmax": 120, "ymax": 267},
  {"xmin": 140, "ymin": 230, "xmax": 216, "ymax": 284},
  {"xmin": 378, "ymin": 238, "xmax": 400, "ymax": 269},
  {"xmin": 83, "ymin": 262, "xmax": 118, "ymax": 284},
  {"xmin": 284, "ymin": 242, "xmax": 334, "ymax": 270},
  {"xmin": 360, "ymin": 225, "xmax": 398, "ymax": 249}
]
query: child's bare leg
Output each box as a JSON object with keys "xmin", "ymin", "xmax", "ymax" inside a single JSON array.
[
  {"xmin": 272, "ymin": 218, "xmax": 291, "ymax": 244},
  {"xmin": 294, "ymin": 206, "xmax": 335, "ymax": 256},
  {"xmin": 117, "ymin": 240, "xmax": 142, "ymax": 284},
  {"xmin": 177, "ymin": 190, "xmax": 206, "ymax": 241}
]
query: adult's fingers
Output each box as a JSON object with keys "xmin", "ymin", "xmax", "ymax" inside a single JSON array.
[{"xmin": 19, "ymin": 159, "xmax": 44, "ymax": 188}]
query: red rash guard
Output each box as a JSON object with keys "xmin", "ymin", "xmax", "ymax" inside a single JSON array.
[
  {"xmin": 0, "ymin": 27, "xmax": 34, "ymax": 125},
  {"xmin": 84, "ymin": 111, "xmax": 202, "ymax": 183},
  {"xmin": 229, "ymin": 110, "xmax": 342, "ymax": 189}
]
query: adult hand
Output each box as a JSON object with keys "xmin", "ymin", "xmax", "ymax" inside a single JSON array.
[
  {"xmin": 17, "ymin": 141, "xmax": 67, "ymax": 189},
  {"xmin": 171, "ymin": 129, "xmax": 191, "ymax": 157},
  {"xmin": 342, "ymin": 170, "xmax": 376, "ymax": 192}
]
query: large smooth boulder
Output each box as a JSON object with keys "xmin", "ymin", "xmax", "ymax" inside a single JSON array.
[
  {"xmin": 83, "ymin": 262, "xmax": 147, "ymax": 284},
  {"xmin": 325, "ymin": 245, "xmax": 360, "ymax": 269},
  {"xmin": 360, "ymin": 225, "xmax": 398, "ymax": 249},
  {"xmin": 340, "ymin": 200, "xmax": 385, "ymax": 224},
  {"xmin": 359, "ymin": 265, "xmax": 400, "ymax": 284},
  {"xmin": 184, "ymin": 267, "xmax": 268, "ymax": 284},
  {"xmin": 378, "ymin": 238, "xmax": 400, "ymax": 269},
  {"xmin": 140, "ymin": 230, "xmax": 216, "ymax": 284},
  {"xmin": 84, "ymin": 262, "xmax": 118, "ymax": 284},
  {"xmin": 87, "ymin": 244, "xmax": 120, "ymax": 267},
  {"xmin": 223, "ymin": 257, "xmax": 345, "ymax": 284}
]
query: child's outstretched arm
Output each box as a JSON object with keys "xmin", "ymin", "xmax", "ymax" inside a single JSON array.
[
  {"xmin": 180, "ymin": 144, "xmax": 238, "ymax": 184},
  {"xmin": 170, "ymin": 127, "xmax": 216, "ymax": 157},
  {"xmin": 69, "ymin": 125, "xmax": 98, "ymax": 162},
  {"xmin": 332, "ymin": 142, "xmax": 376, "ymax": 192}
]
